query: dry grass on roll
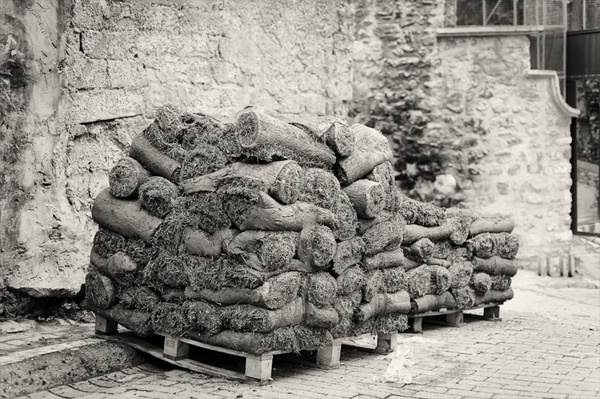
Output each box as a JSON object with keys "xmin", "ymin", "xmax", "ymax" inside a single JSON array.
[
  {"xmin": 151, "ymin": 212, "xmax": 187, "ymax": 255},
  {"xmin": 490, "ymin": 275, "xmax": 512, "ymax": 291},
  {"xmin": 362, "ymin": 270, "xmax": 384, "ymax": 303},
  {"xmin": 161, "ymin": 289, "xmax": 186, "ymax": 304},
  {"xmin": 142, "ymin": 252, "xmax": 189, "ymax": 290},
  {"xmin": 258, "ymin": 232, "xmax": 298, "ymax": 270},
  {"xmin": 471, "ymin": 272, "xmax": 492, "ymax": 294},
  {"xmin": 222, "ymin": 297, "xmax": 304, "ymax": 333},
  {"xmin": 138, "ymin": 176, "xmax": 180, "ymax": 218},
  {"xmin": 381, "ymin": 267, "xmax": 406, "ymax": 294},
  {"xmin": 405, "ymin": 267, "xmax": 432, "ymax": 299},
  {"xmin": 119, "ymin": 286, "xmax": 161, "ymax": 312},
  {"xmin": 299, "ymin": 168, "xmax": 341, "ymax": 210},
  {"xmin": 298, "ymin": 224, "xmax": 336, "ymax": 269},
  {"xmin": 179, "ymin": 144, "xmax": 229, "ymax": 182},
  {"xmin": 336, "ymin": 266, "xmax": 365, "ymax": 296},
  {"xmin": 85, "ymin": 270, "xmax": 117, "ymax": 310},
  {"xmin": 151, "ymin": 302, "xmax": 191, "ymax": 337},
  {"xmin": 174, "ymin": 192, "xmax": 232, "ymax": 233},
  {"xmin": 88, "ymin": 303, "xmax": 153, "ymax": 336},
  {"xmin": 448, "ymin": 259, "xmax": 473, "ymax": 289},
  {"xmin": 332, "ymin": 237, "xmax": 365, "ymax": 275},
  {"xmin": 451, "ymin": 286, "xmax": 476, "ymax": 309},
  {"xmin": 362, "ymin": 220, "xmax": 404, "ymax": 256},
  {"xmin": 93, "ymin": 228, "xmax": 127, "ymax": 258},
  {"xmin": 306, "ymin": 272, "xmax": 338, "ymax": 309},
  {"xmin": 386, "ymin": 190, "xmax": 446, "ymax": 227},
  {"xmin": 109, "ymin": 157, "xmax": 150, "ymax": 198},
  {"xmin": 330, "ymin": 191, "xmax": 359, "ymax": 241},
  {"xmin": 185, "ymin": 300, "xmax": 223, "ymax": 336}
]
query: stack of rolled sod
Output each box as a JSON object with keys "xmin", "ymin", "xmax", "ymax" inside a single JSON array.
[
  {"xmin": 86, "ymin": 106, "xmax": 415, "ymax": 355},
  {"xmin": 387, "ymin": 199, "xmax": 520, "ymax": 315}
]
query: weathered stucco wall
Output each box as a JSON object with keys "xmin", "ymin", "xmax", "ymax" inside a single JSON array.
[
  {"xmin": 1, "ymin": 0, "xmax": 354, "ymax": 299},
  {"xmin": 430, "ymin": 35, "xmax": 576, "ymax": 263}
]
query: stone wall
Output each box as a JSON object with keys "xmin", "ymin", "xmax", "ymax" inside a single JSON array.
[
  {"xmin": 351, "ymin": 0, "xmax": 446, "ymax": 196},
  {"xmin": 0, "ymin": 0, "xmax": 354, "ymax": 299},
  {"xmin": 427, "ymin": 35, "xmax": 577, "ymax": 263}
]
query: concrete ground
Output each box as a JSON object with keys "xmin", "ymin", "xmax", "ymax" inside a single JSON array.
[{"xmin": 4, "ymin": 238, "xmax": 600, "ymax": 399}]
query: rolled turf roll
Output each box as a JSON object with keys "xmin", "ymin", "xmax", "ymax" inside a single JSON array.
[
  {"xmin": 332, "ymin": 236, "xmax": 365, "ymax": 275},
  {"xmin": 334, "ymin": 124, "xmax": 393, "ymax": 185},
  {"xmin": 305, "ymin": 303, "xmax": 340, "ymax": 328},
  {"xmin": 224, "ymin": 230, "xmax": 297, "ymax": 271},
  {"xmin": 491, "ymin": 275, "xmax": 512, "ymax": 291},
  {"xmin": 451, "ymin": 286, "xmax": 476, "ymax": 309},
  {"xmin": 130, "ymin": 130, "xmax": 182, "ymax": 182},
  {"xmin": 151, "ymin": 212, "xmax": 187, "ymax": 255},
  {"xmin": 138, "ymin": 176, "xmax": 180, "ymax": 218},
  {"xmin": 234, "ymin": 110, "xmax": 336, "ymax": 169},
  {"xmin": 223, "ymin": 297, "xmax": 305, "ymax": 333},
  {"xmin": 109, "ymin": 157, "xmax": 151, "ymax": 198},
  {"xmin": 181, "ymin": 228, "xmax": 236, "ymax": 258},
  {"xmin": 179, "ymin": 144, "xmax": 229, "ymax": 182},
  {"xmin": 299, "ymin": 168, "xmax": 341, "ymax": 210},
  {"xmin": 106, "ymin": 252, "xmax": 138, "ymax": 286},
  {"xmin": 185, "ymin": 300, "xmax": 223, "ymax": 335},
  {"xmin": 474, "ymin": 288, "xmax": 514, "ymax": 305},
  {"xmin": 289, "ymin": 116, "xmax": 354, "ymax": 157},
  {"xmin": 409, "ymin": 291, "xmax": 456, "ymax": 314},
  {"xmin": 182, "ymin": 160, "xmax": 303, "ymax": 206},
  {"xmin": 161, "ymin": 289, "xmax": 186, "ymax": 304},
  {"xmin": 173, "ymin": 192, "xmax": 231, "ymax": 234},
  {"xmin": 466, "ymin": 232, "xmax": 520, "ymax": 260},
  {"xmin": 92, "ymin": 188, "xmax": 163, "ymax": 243},
  {"xmin": 220, "ymin": 187, "xmax": 335, "ymax": 231},
  {"xmin": 448, "ymin": 259, "xmax": 473, "ymax": 289},
  {"xmin": 186, "ymin": 271, "xmax": 303, "ymax": 310},
  {"xmin": 403, "ymin": 238, "xmax": 435, "ymax": 262},
  {"xmin": 366, "ymin": 161, "xmax": 394, "ymax": 199},
  {"xmin": 336, "ymin": 266, "xmax": 366, "ymax": 296},
  {"xmin": 87, "ymin": 303, "xmax": 153, "ymax": 336},
  {"xmin": 91, "ymin": 229, "xmax": 157, "ymax": 267},
  {"xmin": 364, "ymin": 248, "xmax": 405, "ymax": 271},
  {"xmin": 362, "ymin": 220, "xmax": 404, "ymax": 256},
  {"xmin": 306, "ymin": 272, "xmax": 338, "ymax": 309},
  {"xmin": 405, "ymin": 267, "xmax": 432, "ymax": 299},
  {"xmin": 355, "ymin": 291, "xmax": 411, "ymax": 322},
  {"xmin": 342, "ymin": 179, "xmax": 385, "ymax": 219},
  {"xmin": 386, "ymin": 191, "xmax": 446, "ymax": 227},
  {"xmin": 330, "ymin": 191, "xmax": 359, "ymax": 241},
  {"xmin": 472, "ymin": 256, "xmax": 519, "ymax": 276},
  {"xmin": 119, "ymin": 286, "xmax": 160, "ymax": 312},
  {"xmin": 468, "ymin": 215, "xmax": 515, "ymax": 237},
  {"xmin": 142, "ymin": 252, "xmax": 189, "ymax": 290},
  {"xmin": 151, "ymin": 302, "xmax": 190, "ymax": 337},
  {"xmin": 298, "ymin": 225, "xmax": 336, "ymax": 269},
  {"xmin": 197, "ymin": 325, "xmax": 333, "ymax": 355},
  {"xmin": 362, "ymin": 270, "xmax": 384, "ymax": 303},
  {"xmin": 402, "ymin": 217, "xmax": 471, "ymax": 246},
  {"xmin": 85, "ymin": 270, "xmax": 118, "ymax": 309},
  {"xmin": 381, "ymin": 266, "xmax": 406, "ymax": 294},
  {"xmin": 471, "ymin": 272, "xmax": 492, "ymax": 294}
]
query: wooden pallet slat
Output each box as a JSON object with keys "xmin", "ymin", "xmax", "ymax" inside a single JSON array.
[
  {"xmin": 408, "ymin": 302, "xmax": 504, "ymax": 333},
  {"xmin": 93, "ymin": 314, "xmax": 398, "ymax": 383}
]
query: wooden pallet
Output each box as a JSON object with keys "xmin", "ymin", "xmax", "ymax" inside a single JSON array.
[
  {"xmin": 94, "ymin": 314, "xmax": 397, "ymax": 384},
  {"xmin": 407, "ymin": 302, "xmax": 503, "ymax": 333}
]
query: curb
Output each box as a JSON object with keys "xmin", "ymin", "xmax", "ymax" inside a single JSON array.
[{"xmin": 0, "ymin": 336, "xmax": 147, "ymax": 398}]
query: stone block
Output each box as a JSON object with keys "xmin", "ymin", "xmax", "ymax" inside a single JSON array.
[{"xmin": 69, "ymin": 89, "xmax": 144, "ymax": 124}]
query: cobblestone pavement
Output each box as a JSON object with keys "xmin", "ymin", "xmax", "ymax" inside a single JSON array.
[
  {"xmin": 16, "ymin": 271, "xmax": 600, "ymax": 399},
  {"xmin": 0, "ymin": 321, "xmax": 93, "ymax": 358}
]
